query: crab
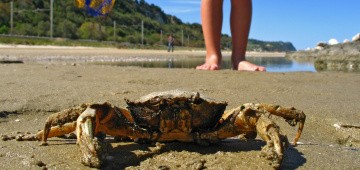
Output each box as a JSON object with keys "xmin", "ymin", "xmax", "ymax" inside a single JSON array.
[{"xmin": 15, "ymin": 90, "xmax": 305, "ymax": 168}]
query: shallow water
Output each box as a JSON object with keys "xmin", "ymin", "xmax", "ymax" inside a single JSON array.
[
  {"xmin": 246, "ymin": 57, "xmax": 316, "ymax": 72},
  {"xmin": 105, "ymin": 57, "xmax": 316, "ymax": 72}
]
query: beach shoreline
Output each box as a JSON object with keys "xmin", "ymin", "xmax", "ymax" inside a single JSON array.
[{"xmin": 0, "ymin": 44, "xmax": 285, "ymax": 63}]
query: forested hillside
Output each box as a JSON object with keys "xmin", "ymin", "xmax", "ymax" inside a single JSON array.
[{"xmin": 0, "ymin": 0, "xmax": 296, "ymax": 51}]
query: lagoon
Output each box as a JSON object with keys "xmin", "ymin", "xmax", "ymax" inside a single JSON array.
[{"xmin": 105, "ymin": 57, "xmax": 316, "ymax": 73}]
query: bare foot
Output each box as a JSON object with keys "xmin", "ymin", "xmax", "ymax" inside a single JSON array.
[
  {"xmin": 236, "ymin": 61, "xmax": 266, "ymax": 71},
  {"xmin": 196, "ymin": 55, "xmax": 221, "ymax": 70},
  {"xmin": 196, "ymin": 63, "xmax": 220, "ymax": 70}
]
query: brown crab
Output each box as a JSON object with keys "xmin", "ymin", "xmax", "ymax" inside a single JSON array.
[{"xmin": 15, "ymin": 90, "xmax": 305, "ymax": 168}]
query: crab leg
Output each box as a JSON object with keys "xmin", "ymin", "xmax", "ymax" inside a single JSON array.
[
  {"xmin": 219, "ymin": 103, "xmax": 305, "ymax": 145},
  {"xmin": 256, "ymin": 104, "xmax": 306, "ymax": 145},
  {"xmin": 198, "ymin": 103, "xmax": 303, "ymax": 168},
  {"xmin": 6, "ymin": 121, "xmax": 77, "ymax": 143},
  {"xmin": 13, "ymin": 104, "xmax": 88, "ymax": 144},
  {"xmin": 38, "ymin": 104, "xmax": 89, "ymax": 145}
]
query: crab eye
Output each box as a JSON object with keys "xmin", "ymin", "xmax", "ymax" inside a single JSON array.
[
  {"xmin": 193, "ymin": 98, "xmax": 203, "ymax": 105},
  {"xmin": 150, "ymin": 97, "xmax": 161, "ymax": 104}
]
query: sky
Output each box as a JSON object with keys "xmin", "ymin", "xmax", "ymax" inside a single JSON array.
[{"xmin": 145, "ymin": 0, "xmax": 360, "ymax": 50}]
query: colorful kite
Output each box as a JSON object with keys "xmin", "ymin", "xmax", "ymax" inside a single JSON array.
[{"xmin": 75, "ymin": 0, "xmax": 115, "ymax": 16}]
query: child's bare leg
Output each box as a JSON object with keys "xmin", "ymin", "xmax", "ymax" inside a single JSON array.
[
  {"xmin": 231, "ymin": 0, "xmax": 266, "ymax": 71},
  {"xmin": 196, "ymin": 0, "xmax": 223, "ymax": 70}
]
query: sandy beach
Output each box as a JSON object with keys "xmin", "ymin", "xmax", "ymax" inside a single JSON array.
[
  {"xmin": 0, "ymin": 45, "xmax": 285, "ymax": 63},
  {"xmin": 0, "ymin": 46, "xmax": 359, "ymax": 169}
]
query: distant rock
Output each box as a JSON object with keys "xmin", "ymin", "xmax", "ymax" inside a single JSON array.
[
  {"xmin": 352, "ymin": 33, "xmax": 360, "ymax": 42},
  {"xmin": 315, "ymin": 42, "xmax": 328, "ymax": 50},
  {"xmin": 285, "ymin": 41, "xmax": 360, "ymax": 72},
  {"xmin": 328, "ymin": 39, "xmax": 339, "ymax": 45}
]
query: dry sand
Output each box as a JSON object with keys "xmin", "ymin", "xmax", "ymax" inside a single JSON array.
[{"xmin": 0, "ymin": 46, "xmax": 359, "ymax": 169}]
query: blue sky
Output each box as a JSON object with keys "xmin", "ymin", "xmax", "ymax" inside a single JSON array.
[{"xmin": 145, "ymin": 0, "xmax": 360, "ymax": 50}]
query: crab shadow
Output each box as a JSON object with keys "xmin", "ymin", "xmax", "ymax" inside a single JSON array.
[
  {"xmin": 102, "ymin": 138, "xmax": 306, "ymax": 169},
  {"xmin": 281, "ymin": 146, "xmax": 306, "ymax": 170}
]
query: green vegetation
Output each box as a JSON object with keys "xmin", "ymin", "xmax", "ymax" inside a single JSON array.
[
  {"xmin": 248, "ymin": 39, "xmax": 296, "ymax": 52},
  {"xmin": 0, "ymin": 0, "xmax": 296, "ymax": 51}
]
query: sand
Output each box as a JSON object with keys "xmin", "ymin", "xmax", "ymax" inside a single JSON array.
[{"xmin": 0, "ymin": 46, "xmax": 359, "ymax": 169}]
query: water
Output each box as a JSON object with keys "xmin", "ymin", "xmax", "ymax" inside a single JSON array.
[
  {"xmin": 106, "ymin": 57, "xmax": 316, "ymax": 73},
  {"xmin": 246, "ymin": 57, "xmax": 316, "ymax": 72}
]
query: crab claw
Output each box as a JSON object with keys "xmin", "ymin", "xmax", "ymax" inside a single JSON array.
[
  {"xmin": 78, "ymin": 117, "xmax": 109, "ymax": 168},
  {"xmin": 75, "ymin": 102, "xmax": 150, "ymax": 168},
  {"xmin": 256, "ymin": 115, "xmax": 287, "ymax": 168},
  {"xmin": 213, "ymin": 103, "xmax": 301, "ymax": 168},
  {"xmin": 76, "ymin": 106, "xmax": 110, "ymax": 168}
]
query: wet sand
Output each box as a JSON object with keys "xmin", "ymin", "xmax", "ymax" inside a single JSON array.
[
  {"xmin": 0, "ymin": 45, "xmax": 285, "ymax": 63},
  {"xmin": 0, "ymin": 47, "xmax": 359, "ymax": 169}
]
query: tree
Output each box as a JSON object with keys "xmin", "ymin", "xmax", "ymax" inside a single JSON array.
[
  {"xmin": 77, "ymin": 22, "xmax": 105, "ymax": 40},
  {"xmin": 36, "ymin": 21, "xmax": 48, "ymax": 36}
]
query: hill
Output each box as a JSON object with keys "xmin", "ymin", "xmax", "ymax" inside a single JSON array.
[{"xmin": 0, "ymin": 0, "xmax": 295, "ymax": 51}]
